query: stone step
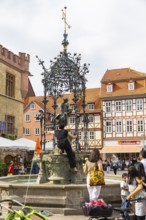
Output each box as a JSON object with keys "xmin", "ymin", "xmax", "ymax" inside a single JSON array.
[
  {"xmin": 105, "ymin": 174, "xmax": 122, "ymax": 180},
  {"xmin": 9, "ymin": 195, "xmax": 66, "ymax": 206}
]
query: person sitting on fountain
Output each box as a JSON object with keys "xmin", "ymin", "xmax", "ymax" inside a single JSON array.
[{"xmin": 49, "ymin": 123, "xmax": 78, "ymax": 172}]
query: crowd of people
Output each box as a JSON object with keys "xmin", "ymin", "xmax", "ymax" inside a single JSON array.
[
  {"xmin": 102, "ymin": 156, "xmax": 140, "ymax": 175},
  {"xmin": 7, "ymin": 155, "xmax": 39, "ymax": 176},
  {"xmin": 83, "ymin": 148, "xmax": 146, "ymax": 220},
  {"xmin": 7, "ymin": 156, "xmax": 25, "ymax": 176}
]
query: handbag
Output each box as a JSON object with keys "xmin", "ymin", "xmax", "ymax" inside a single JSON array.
[{"xmin": 89, "ymin": 164, "xmax": 105, "ymax": 186}]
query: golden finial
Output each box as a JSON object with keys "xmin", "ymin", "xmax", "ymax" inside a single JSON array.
[{"xmin": 62, "ymin": 6, "xmax": 71, "ymax": 33}]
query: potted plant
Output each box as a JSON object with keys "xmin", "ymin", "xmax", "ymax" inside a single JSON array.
[{"xmin": 0, "ymin": 159, "xmax": 6, "ymax": 176}]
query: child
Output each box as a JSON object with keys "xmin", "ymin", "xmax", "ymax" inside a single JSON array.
[{"xmin": 120, "ymin": 173, "xmax": 129, "ymax": 202}]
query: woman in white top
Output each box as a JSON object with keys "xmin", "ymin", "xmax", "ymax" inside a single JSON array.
[
  {"xmin": 127, "ymin": 165, "xmax": 146, "ymax": 220},
  {"xmin": 83, "ymin": 148, "xmax": 103, "ymax": 201}
]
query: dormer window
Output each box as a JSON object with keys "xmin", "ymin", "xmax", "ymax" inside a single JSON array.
[
  {"xmin": 88, "ymin": 103, "xmax": 95, "ymax": 110},
  {"xmin": 107, "ymin": 84, "xmax": 113, "ymax": 92},
  {"xmin": 57, "ymin": 104, "xmax": 61, "ymax": 109},
  {"xmin": 128, "ymin": 81, "xmax": 135, "ymax": 90},
  {"xmin": 70, "ymin": 104, "xmax": 75, "ymax": 112},
  {"xmin": 30, "ymin": 103, "xmax": 35, "ymax": 109}
]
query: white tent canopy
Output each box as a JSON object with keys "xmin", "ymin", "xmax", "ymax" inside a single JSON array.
[
  {"xmin": 0, "ymin": 137, "xmax": 14, "ymax": 148},
  {"xmin": 0, "ymin": 137, "xmax": 53, "ymax": 151},
  {"xmin": 13, "ymin": 138, "xmax": 54, "ymax": 151},
  {"xmin": 13, "ymin": 138, "xmax": 53, "ymax": 150},
  {"xmin": 13, "ymin": 138, "xmax": 36, "ymax": 150}
]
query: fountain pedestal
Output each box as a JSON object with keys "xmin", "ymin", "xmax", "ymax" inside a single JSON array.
[{"xmin": 43, "ymin": 152, "xmax": 86, "ymax": 184}]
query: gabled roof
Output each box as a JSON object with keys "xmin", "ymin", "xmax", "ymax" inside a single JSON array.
[
  {"xmin": 100, "ymin": 68, "xmax": 146, "ymax": 98},
  {"xmin": 25, "ymin": 78, "xmax": 36, "ymax": 97},
  {"xmin": 101, "ymin": 68, "xmax": 146, "ymax": 83},
  {"xmin": 24, "ymin": 100, "xmax": 45, "ymax": 112}
]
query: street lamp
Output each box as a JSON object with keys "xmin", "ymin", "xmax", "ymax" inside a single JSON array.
[{"xmin": 35, "ymin": 109, "xmax": 48, "ymax": 184}]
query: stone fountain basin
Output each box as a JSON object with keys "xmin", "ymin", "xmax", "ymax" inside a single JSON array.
[{"xmin": 0, "ymin": 174, "xmax": 121, "ymax": 215}]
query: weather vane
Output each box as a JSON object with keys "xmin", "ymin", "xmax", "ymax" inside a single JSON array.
[{"xmin": 62, "ymin": 6, "xmax": 71, "ymax": 33}]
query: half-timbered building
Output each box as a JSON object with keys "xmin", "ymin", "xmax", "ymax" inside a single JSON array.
[{"xmin": 100, "ymin": 68, "xmax": 146, "ymax": 159}]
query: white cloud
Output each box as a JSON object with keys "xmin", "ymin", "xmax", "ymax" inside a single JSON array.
[{"xmin": 0, "ymin": 0, "xmax": 146, "ymax": 95}]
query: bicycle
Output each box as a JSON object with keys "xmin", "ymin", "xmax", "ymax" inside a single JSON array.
[{"xmin": 0, "ymin": 199, "xmax": 50, "ymax": 220}]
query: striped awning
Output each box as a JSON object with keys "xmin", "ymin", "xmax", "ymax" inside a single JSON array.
[{"xmin": 100, "ymin": 145, "xmax": 142, "ymax": 153}]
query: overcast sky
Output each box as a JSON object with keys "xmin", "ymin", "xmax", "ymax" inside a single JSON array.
[{"xmin": 1, "ymin": 0, "xmax": 146, "ymax": 96}]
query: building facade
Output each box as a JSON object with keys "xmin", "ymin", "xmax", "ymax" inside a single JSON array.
[
  {"xmin": 0, "ymin": 45, "xmax": 33, "ymax": 138},
  {"xmin": 100, "ymin": 68, "xmax": 146, "ymax": 159}
]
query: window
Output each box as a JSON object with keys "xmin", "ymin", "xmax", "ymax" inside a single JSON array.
[
  {"xmin": 35, "ymin": 128, "xmax": 40, "ymax": 135},
  {"xmin": 136, "ymin": 99, "xmax": 143, "ymax": 111},
  {"xmin": 88, "ymin": 116, "xmax": 94, "ymax": 122},
  {"xmin": 6, "ymin": 73, "xmax": 15, "ymax": 97},
  {"xmin": 105, "ymin": 102, "xmax": 112, "ymax": 113},
  {"xmin": 57, "ymin": 104, "xmax": 61, "ymax": 109},
  {"xmin": 107, "ymin": 84, "xmax": 113, "ymax": 92},
  {"xmin": 89, "ymin": 131, "xmax": 94, "ymax": 139},
  {"xmin": 34, "ymin": 113, "xmax": 40, "ymax": 121},
  {"xmin": 30, "ymin": 103, "xmax": 35, "ymax": 109},
  {"xmin": 88, "ymin": 103, "xmax": 95, "ymax": 110},
  {"xmin": 128, "ymin": 81, "xmax": 135, "ymax": 90},
  {"xmin": 25, "ymin": 114, "xmax": 30, "ymax": 122},
  {"xmin": 126, "ymin": 100, "xmax": 132, "ymax": 111},
  {"xmin": 106, "ymin": 121, "xmax": 112, "ymax": 133},
  {"xmin": 78, "ymin": 131, "xmax": 81, "ymax": 140},
  {"xmin": 116, "ymin": 120, "xmax": 122, "ymax": 133},
  {"xmin": 126, "ymin": 120, "xmax": 133, "ymax": 132},
  {"xmin": 77, "ymin": 115, "xmax": 81, "ymax": 124},
  {"xmin": 25, "ymin": 128, "xmax": 30, "ymax": 135},
  {"xmin": 5, "ymin": 115, "xmax": 15, "ymax": 134},
  {"xmin": 137, "ymin": 120, "xmax": 144, "ymax": 132},
  {"xmin": 70, "ymin": 117, "xmax": 75, "ymax": 124},
  {"xmin": 115, "ymin": 101, "xmax": 122, "ymax": 112},
  {"xmin": 70, "ymin": 104, "xmax": 75, "ymax": 111}
]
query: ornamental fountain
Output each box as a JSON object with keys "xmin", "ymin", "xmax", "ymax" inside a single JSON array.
[{"xmin": 35, "ymin": 6, "xmax": 90, "ymax": 185}]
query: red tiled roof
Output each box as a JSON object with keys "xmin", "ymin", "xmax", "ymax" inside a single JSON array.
[
  {"xmin": 101, "ymin": 68, "xmax": 146, "ymax": 83},
  {"xmin": 100, "ymin": 68, "xmax": 146, "ymax": 98}
]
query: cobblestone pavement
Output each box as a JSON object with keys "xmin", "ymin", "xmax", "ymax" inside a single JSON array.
[
  {"xmin": 49, "ymin": 214, "xmax": 89, "ymax": 220},
  {"xmin": 105, "ymin": 169, "xmax": 128, "ymax": 176}
]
